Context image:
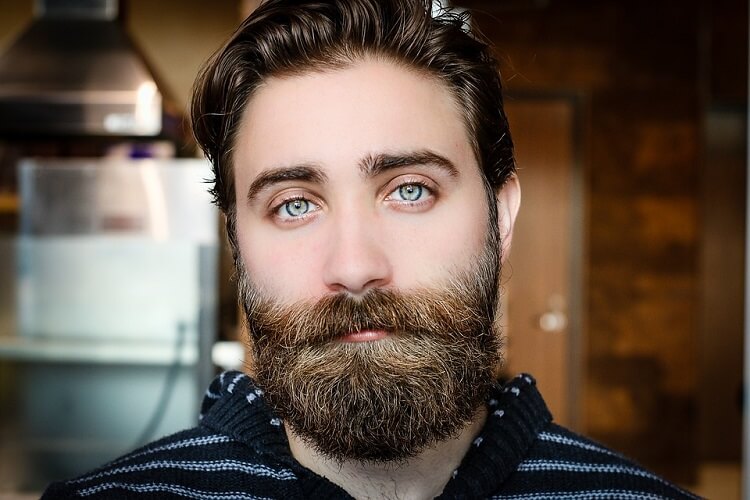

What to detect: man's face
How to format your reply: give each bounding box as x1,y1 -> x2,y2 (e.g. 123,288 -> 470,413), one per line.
232,58 -> 504,461
233,59 -> 493,301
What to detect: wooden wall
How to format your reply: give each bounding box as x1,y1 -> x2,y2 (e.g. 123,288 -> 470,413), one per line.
466,0 -> 746,482
698,0 -> 747,464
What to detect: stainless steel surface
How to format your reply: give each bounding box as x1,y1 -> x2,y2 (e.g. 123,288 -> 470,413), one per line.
0,157 -> 219,490
16,159 -> 217,341
18,158 -> 216,240
0,0 -> 162,136
36,0 -> 118,20
0,336 -> 198,365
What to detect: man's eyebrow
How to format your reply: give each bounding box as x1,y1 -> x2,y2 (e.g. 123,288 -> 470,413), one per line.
246,165 -> 327,203
359,150 -> 460,178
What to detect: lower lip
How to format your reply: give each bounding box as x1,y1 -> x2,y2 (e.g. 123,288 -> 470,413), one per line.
340,329 -> 389,343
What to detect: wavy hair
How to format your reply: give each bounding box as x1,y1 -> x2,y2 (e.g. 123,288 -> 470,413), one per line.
190,0 -> 515,249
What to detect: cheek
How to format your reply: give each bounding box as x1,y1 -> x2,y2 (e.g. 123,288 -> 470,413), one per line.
385,201 -> 489,284
237,219 -> 327,296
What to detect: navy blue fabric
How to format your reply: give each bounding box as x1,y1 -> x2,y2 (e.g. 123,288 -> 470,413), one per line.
42,372 -> 700,499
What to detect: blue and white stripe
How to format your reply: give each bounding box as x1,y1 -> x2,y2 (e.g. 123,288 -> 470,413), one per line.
70,459 -> 296,484
537,432 -> 621,458
204,387 -> 222,400
518,460 -> 670,485
516,460 -> 702,500
491,489 -> 673,500
226,373 -> 247,394
77,481 -> 273,500
107,434 -> 232,467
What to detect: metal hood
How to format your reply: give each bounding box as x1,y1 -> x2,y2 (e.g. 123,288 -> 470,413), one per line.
0,0 -> 162,137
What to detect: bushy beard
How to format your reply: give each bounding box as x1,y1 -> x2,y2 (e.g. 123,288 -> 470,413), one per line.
238,226 -> 503,463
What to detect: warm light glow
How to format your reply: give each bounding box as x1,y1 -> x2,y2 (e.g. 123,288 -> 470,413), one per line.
134,81 -> 161,135
139,162 -> 169,241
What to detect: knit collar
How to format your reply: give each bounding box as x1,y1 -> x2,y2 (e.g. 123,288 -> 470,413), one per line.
199,371 -> 551,498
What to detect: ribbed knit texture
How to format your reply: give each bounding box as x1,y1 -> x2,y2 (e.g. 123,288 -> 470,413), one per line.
42,371 -> 701,499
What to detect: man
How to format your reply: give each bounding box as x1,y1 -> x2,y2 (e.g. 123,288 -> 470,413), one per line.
43,0 -> 699,498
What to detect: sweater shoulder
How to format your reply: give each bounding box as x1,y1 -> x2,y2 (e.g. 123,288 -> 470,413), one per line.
40,425 -> 299,499
494,422 -> 702,499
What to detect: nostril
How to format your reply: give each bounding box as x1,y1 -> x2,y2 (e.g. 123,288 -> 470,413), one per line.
321,218 -> 393,294
322,251 -> 392,295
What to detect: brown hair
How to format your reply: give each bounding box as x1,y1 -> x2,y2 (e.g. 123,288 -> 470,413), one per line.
190,0 -> 515,237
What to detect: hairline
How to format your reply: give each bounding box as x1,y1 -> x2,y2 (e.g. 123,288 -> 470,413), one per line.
227,51 -> 486,215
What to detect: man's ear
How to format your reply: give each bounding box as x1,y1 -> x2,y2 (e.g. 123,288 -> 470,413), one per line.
496,175 -> 521,265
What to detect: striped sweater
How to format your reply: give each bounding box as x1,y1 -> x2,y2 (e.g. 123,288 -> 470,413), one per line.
42,371 -> 700,499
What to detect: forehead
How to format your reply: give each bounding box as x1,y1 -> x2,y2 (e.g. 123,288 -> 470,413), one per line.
233,58 -> 477,179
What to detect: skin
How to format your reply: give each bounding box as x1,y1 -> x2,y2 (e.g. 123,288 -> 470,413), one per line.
232,58 -> 521,499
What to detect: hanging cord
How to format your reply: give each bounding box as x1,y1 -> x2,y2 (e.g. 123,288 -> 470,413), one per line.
132,321 -> 188,448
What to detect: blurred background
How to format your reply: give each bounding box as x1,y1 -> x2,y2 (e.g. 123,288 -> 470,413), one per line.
0,0 -> 746,498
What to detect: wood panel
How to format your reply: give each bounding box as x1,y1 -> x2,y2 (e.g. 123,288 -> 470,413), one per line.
503,98 -> 578,428
464,0 -> 713,482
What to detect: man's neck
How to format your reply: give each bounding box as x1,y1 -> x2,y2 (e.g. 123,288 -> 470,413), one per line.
286,407 -> 488,500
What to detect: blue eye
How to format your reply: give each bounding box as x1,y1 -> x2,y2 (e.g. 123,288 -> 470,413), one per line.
272,195 -> 321,223
284,199 -> 311,217
398,184 -> 424,201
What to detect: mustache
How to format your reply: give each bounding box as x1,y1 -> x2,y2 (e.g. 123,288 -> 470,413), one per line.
242,272 -> 498,350
238,233 -> 503,462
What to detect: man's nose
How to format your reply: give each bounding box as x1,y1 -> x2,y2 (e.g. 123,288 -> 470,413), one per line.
321,211 -> 392,295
